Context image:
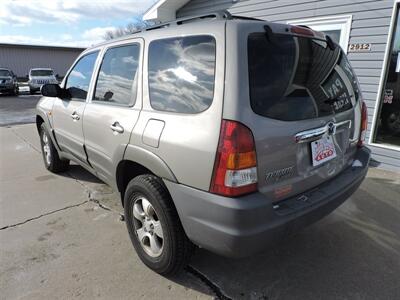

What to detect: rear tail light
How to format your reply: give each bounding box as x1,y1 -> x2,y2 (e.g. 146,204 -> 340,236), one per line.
210,120 -> 258,197
358,101 -> 368,147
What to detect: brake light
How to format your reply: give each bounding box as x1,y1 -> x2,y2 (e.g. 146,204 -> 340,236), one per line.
210,120 -> 258,197
358,101 -> 368,147
290,25 -> 315,37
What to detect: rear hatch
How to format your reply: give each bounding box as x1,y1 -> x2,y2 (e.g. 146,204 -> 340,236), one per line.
246,25 -> 362,201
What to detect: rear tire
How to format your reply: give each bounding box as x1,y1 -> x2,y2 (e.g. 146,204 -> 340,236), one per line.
124,174 -> 194,275
39,123 -> 69,173
10,86 -> 18,96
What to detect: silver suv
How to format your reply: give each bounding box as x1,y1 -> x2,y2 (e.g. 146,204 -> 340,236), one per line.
28,68 -> 58,94
36,12 -> 371,275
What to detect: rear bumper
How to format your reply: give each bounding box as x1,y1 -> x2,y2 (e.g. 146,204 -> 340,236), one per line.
29,84 -> 41,91
164,147 -> 370,258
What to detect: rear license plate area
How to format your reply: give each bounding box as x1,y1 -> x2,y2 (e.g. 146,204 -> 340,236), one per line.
311,136 -> 337,166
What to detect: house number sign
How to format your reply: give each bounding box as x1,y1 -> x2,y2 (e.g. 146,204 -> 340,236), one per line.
348,43 -> 371,52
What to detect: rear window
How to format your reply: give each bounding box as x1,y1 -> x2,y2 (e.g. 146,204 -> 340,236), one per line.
31,70 -> 53,76
148,35 -> 216,114
248,33 -> 359,121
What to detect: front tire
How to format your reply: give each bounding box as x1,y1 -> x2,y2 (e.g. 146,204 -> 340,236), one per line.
124,175 -> 194,275
39,123 -> 69,173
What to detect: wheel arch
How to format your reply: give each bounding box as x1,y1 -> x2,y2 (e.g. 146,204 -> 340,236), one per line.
116,145 -> 178,205
36,115 -> 45,133
36,111 -> 62,153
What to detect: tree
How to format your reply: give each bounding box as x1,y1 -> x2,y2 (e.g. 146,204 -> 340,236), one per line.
104,19 -> 154,40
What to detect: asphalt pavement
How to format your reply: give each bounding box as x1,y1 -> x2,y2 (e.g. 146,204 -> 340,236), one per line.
0,97 -> 400,299
0,90 -> 41,126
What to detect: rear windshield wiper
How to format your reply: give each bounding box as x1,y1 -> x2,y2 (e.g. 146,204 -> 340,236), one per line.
325,35 -> 336,51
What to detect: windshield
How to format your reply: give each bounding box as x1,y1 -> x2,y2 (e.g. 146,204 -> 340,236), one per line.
31,70 -> 54,76
0,70 -> 11,77
248,33 -> 360,121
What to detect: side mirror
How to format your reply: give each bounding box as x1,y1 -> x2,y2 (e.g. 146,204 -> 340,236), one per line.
41,84 -> 66,98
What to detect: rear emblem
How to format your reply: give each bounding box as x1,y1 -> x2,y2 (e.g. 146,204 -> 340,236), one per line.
265,166 -> 294,183
327,122 -> 336,135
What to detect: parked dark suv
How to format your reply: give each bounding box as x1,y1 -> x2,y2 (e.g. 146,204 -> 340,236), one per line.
0,68 -> 19,95
36,12 -> 370,275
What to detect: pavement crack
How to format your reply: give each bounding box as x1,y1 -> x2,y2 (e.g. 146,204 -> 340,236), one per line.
9,127 -> 122,217
10,127 -> 41,153
0,200 -> 89,231
89,197 -> 124,220
186,265 -> 232,300
89,198 -> 112,212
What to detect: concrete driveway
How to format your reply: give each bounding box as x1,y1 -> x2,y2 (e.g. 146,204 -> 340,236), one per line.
1,124 -> 400,300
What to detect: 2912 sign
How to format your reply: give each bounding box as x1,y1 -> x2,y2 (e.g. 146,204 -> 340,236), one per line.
348,43 -> 371,52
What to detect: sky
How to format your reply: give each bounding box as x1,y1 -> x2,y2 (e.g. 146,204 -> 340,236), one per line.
0,0 -> 157,48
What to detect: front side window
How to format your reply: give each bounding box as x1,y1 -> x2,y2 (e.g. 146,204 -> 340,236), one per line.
93,44 -> 140,106
148,35 -> 216,113
65,51 -> 99,100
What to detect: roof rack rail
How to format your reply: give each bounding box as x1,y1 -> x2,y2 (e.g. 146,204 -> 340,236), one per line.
144,10 -> 232,32
231,15 -> 265,22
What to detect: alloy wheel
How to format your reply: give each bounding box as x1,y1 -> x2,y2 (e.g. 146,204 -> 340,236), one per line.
42,132 -> 51,165
132,196 -> 164,257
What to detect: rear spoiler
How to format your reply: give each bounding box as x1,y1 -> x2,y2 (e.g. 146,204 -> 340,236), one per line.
263,23 -> 337,51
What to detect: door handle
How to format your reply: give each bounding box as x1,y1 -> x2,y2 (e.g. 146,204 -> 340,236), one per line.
110,122 -> 124,134
71,112 -> 80,121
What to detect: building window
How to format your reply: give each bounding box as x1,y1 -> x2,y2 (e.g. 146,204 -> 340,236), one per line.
288,15 -> 352,53
372,4 -> 400,148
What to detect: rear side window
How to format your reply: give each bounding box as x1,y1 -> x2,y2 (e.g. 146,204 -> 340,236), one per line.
248,33 -> 358,121
148,35 -> 216,113
65,51 -> 99,101
93,44 -> 140,106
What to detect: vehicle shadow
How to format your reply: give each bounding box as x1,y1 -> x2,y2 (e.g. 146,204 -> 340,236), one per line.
59,164 -> 103,184
170,172 -> 400,299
